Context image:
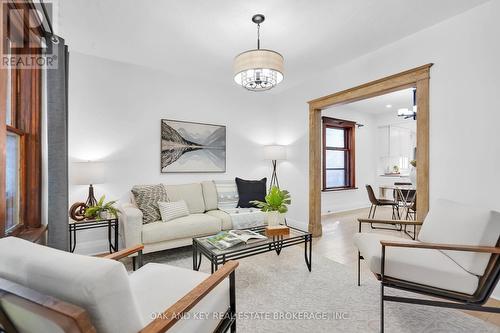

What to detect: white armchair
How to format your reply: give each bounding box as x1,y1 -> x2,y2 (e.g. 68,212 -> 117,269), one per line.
0,237 -> 238,333
354,198 -> 500,332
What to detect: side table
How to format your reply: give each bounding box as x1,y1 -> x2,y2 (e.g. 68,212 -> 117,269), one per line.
69,218 -> 119,253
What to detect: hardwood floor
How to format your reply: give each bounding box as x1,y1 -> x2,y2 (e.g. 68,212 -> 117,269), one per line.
316,206 -> 500,327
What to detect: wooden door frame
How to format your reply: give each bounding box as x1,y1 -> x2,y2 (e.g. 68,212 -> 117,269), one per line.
307,64 -> 433,237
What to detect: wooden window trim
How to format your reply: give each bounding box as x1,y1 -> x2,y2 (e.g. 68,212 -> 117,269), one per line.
322,117 -> 356,191
1,0 -> 43,238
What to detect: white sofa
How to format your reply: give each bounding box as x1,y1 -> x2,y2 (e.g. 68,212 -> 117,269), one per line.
121,181 -> 261,254
0,237 -> 237,333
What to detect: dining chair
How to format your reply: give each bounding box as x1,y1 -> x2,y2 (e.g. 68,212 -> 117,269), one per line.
365,185 -> 401,231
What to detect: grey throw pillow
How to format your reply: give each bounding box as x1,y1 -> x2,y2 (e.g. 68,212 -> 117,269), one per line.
131,184 -> 168,224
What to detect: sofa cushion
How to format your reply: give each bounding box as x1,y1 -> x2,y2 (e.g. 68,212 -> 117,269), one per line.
206,209 -> 232,230
158,200 -> 189,222
142,214 -> 221,244
130,263 -> 229,333
165,183 -> 206,214
201,181 -> 218,211
214,180 -> 239,210
353,233 -> 479,295
131,184 -> 169,224
235,177 -> 267,208
418,199 -> 500,276
0,237 -> 142,333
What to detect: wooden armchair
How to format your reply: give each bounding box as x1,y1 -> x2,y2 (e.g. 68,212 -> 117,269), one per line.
0,238 -> 238,333
354,199 -> 500,332
355,218 -> 423,286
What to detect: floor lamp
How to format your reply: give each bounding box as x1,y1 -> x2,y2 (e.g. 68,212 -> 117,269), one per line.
264,145 -> 287,191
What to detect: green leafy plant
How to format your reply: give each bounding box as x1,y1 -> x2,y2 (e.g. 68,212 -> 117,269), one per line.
84,195 -> 120,219
250,186 -> 291,214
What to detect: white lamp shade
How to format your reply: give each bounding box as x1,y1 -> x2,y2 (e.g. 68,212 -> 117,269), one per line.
264,145 -> 287,160
72,161 -> 106,185
233,49 -> 284,91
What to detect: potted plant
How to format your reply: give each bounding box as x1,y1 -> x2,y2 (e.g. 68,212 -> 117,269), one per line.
409,160 -> 417,185
84,195 -> 120,220
250,186 -> 291,226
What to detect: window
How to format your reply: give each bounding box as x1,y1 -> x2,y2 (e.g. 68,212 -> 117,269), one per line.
1,2 -> 43,237
322,117 -> 356,190
6,132 -> 21,231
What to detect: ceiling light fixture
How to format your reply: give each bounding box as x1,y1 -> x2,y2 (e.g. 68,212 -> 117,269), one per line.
233,14 -> 284,91
386,104 -> 392,108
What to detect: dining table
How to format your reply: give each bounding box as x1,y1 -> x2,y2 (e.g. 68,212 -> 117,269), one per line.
379,184 -> 417,239
378,184 -> 416,218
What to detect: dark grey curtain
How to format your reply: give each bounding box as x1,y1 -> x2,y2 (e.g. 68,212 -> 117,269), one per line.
46,36 -> 69,250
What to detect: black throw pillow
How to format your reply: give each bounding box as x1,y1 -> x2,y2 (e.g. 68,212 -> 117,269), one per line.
235,177 -> 267,208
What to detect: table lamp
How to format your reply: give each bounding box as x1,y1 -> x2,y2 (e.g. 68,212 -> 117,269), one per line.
72,161 -> 106,207
263,145 -> 287,191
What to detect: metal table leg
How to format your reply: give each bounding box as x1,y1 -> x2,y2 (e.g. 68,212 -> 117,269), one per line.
304,235 -> 312,272
107,221 -> 112,253
114,220 -> 119,252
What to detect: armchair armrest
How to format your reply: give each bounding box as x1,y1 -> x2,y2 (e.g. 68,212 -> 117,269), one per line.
380,240 -> 500,254
378,240 -> 500,280
141,260 -> 239,333
358,218 -> 422,225
103,244 -> 144,261
120,203 -> 143,250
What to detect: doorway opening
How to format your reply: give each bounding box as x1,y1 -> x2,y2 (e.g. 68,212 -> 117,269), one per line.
307,64 -> 432,237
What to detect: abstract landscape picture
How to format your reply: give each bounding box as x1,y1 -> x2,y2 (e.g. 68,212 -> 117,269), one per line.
161,119 -> 226,173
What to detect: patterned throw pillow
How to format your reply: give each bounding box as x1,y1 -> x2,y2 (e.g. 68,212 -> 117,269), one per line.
214,180 -> 239,210
158,201 -> 190,222
131,184 -> 168,224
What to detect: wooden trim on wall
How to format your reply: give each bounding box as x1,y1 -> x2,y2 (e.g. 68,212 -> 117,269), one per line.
0,67 -> 6,238
307,64 -> 433,237
321,117 -> 356,191
416,78 -> 430,221
308,106 -> 322,237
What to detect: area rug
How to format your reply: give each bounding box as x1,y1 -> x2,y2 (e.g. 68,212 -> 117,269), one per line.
135,246 -> 499,333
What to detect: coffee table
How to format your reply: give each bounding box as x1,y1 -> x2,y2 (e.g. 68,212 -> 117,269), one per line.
192,225 -> 312,273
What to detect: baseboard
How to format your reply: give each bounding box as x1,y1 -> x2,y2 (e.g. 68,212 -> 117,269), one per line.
321,203 -> 371,216
286,218 -> 308,231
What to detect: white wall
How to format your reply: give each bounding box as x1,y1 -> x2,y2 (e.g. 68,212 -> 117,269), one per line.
68,52 -> 278,254
321,108 -> 376,214
274,0 -> 500,227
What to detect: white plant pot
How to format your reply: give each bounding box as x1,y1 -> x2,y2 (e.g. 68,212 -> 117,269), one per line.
267,211 -> 285,226
99,211 -> 112,220
409,167 -> 417,185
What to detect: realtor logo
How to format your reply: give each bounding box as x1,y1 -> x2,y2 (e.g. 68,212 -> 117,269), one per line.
1,1 -> 57,68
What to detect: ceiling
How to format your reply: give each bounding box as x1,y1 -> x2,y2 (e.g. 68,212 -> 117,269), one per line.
56,0 -> 489,92
342,88 -> 414,115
